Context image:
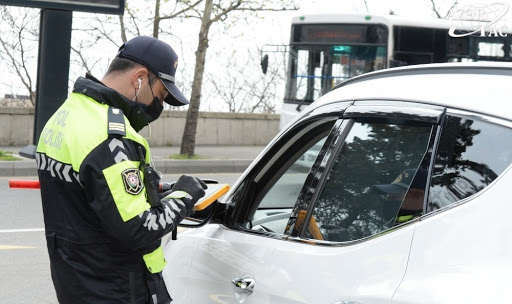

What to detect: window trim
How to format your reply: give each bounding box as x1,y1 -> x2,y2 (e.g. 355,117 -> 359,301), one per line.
288,119 -> 352,238
225,113 -> 343,235
345,100 -> 445,124
254,119 -> 333,183
224,103 -> 352,230
249,121 -> 336,214
424,108 -> 512,217
293,101 -> 447,243
445,108 -> 512,129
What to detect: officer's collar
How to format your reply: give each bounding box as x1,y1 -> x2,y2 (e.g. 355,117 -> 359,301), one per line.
73,73 -> 132,110
72,73 -> 150,131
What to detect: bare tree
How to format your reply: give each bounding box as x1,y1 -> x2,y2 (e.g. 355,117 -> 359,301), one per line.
0,6 -> 39,106
152,0 -> 203,38
69,36 -> 106,76
248,67 -> 280,114
205,47 -> 284,113
429,0 -> 458,19
205,55 -> 246,112
363,0 -> 370,14
180,0 -> 299,157
0,0 -> 297,155
69,0 -> 201,87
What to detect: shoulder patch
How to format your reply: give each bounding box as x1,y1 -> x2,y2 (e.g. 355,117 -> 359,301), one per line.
108,107 -> 126,138
121,168 -> 144,195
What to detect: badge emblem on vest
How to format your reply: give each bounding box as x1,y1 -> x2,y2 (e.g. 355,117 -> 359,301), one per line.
121,168 -> 144,195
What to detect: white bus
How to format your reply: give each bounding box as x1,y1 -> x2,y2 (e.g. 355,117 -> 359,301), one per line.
272,13 -> 512,129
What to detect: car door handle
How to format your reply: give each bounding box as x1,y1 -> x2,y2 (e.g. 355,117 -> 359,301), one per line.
231,275 -> 256,294
332,301 -> 364,304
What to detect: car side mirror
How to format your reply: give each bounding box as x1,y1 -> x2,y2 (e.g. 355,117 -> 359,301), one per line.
177,181 -> 230,229
178,200 -> 228,228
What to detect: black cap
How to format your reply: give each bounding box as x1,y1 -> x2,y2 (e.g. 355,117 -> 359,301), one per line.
373,168 -> 428,194
116,36 -> 189,106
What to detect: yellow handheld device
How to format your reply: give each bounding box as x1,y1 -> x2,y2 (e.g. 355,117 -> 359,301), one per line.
193,183 -> 230,211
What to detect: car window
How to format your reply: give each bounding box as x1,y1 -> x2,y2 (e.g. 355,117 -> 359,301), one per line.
428,114 -> 512,211
257,138 -> 327,210
244,120 -> 336,234
307,119 -> 434,242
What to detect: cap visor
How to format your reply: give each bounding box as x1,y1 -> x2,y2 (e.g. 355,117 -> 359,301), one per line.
161,79 -> 189,106
373,184 -> 407,194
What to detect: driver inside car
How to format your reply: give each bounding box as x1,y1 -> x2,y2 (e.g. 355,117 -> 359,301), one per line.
373,168 -> 428,224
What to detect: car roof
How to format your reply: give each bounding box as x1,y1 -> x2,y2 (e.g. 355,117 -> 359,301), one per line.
314,62 -> 512,121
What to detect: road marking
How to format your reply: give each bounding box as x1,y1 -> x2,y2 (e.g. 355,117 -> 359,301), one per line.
0,245 -> 36,250
0,228 -> 44,233
0,229 -> 43,250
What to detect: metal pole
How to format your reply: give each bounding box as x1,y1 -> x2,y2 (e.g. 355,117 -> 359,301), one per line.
20,9 -> 72,158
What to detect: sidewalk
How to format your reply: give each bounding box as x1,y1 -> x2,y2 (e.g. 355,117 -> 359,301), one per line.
0,145 -> 267,177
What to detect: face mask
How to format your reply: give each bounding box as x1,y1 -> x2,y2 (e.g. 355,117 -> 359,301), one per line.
131,82 -> 164,131
129,98 -> 163,132
144,96 -> 164,123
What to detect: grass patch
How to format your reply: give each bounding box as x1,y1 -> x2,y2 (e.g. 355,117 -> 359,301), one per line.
0,150 -> 21,161
168,153 -> 204,160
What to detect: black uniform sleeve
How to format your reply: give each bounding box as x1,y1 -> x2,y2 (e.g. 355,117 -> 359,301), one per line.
80,138 -> 205,250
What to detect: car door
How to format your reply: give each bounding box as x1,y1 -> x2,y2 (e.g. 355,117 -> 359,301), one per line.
164,100 -> 445,304
260,101 -> 446,304
393,110 -> 512,304
163,104 -> 348,303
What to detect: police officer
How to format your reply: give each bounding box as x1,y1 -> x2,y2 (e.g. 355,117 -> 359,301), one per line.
36,36 -> 206,304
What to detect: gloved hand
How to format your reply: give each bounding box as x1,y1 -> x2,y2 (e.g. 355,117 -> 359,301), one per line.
166,175 -> 207,215
159,182 -> 174,196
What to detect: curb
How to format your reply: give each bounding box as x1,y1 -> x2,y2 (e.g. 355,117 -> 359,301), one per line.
0,161 -> 37,177
0,159 -> 253,177
153,159 -> 252,174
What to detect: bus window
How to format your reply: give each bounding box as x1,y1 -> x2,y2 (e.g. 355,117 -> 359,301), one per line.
477,41 -> 505,57
284,24 -> 388,105
294,49 -> 313,101
447,57 -> 476,62
447,36 -> 470,55
393,26 -> 437,65
287,45 -> 387,103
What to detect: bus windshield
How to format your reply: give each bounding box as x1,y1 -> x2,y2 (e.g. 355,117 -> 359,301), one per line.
285,24 -> 388,104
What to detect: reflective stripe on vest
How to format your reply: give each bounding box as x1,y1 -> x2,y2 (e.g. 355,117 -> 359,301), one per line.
397,215 -> 414,223
37,92 -> 153,221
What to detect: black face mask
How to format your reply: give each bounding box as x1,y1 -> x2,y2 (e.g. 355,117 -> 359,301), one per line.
129,98 -> 163,132
143,96 -> 164,123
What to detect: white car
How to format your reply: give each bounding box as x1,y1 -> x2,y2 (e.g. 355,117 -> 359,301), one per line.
162,62 -> 512,304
